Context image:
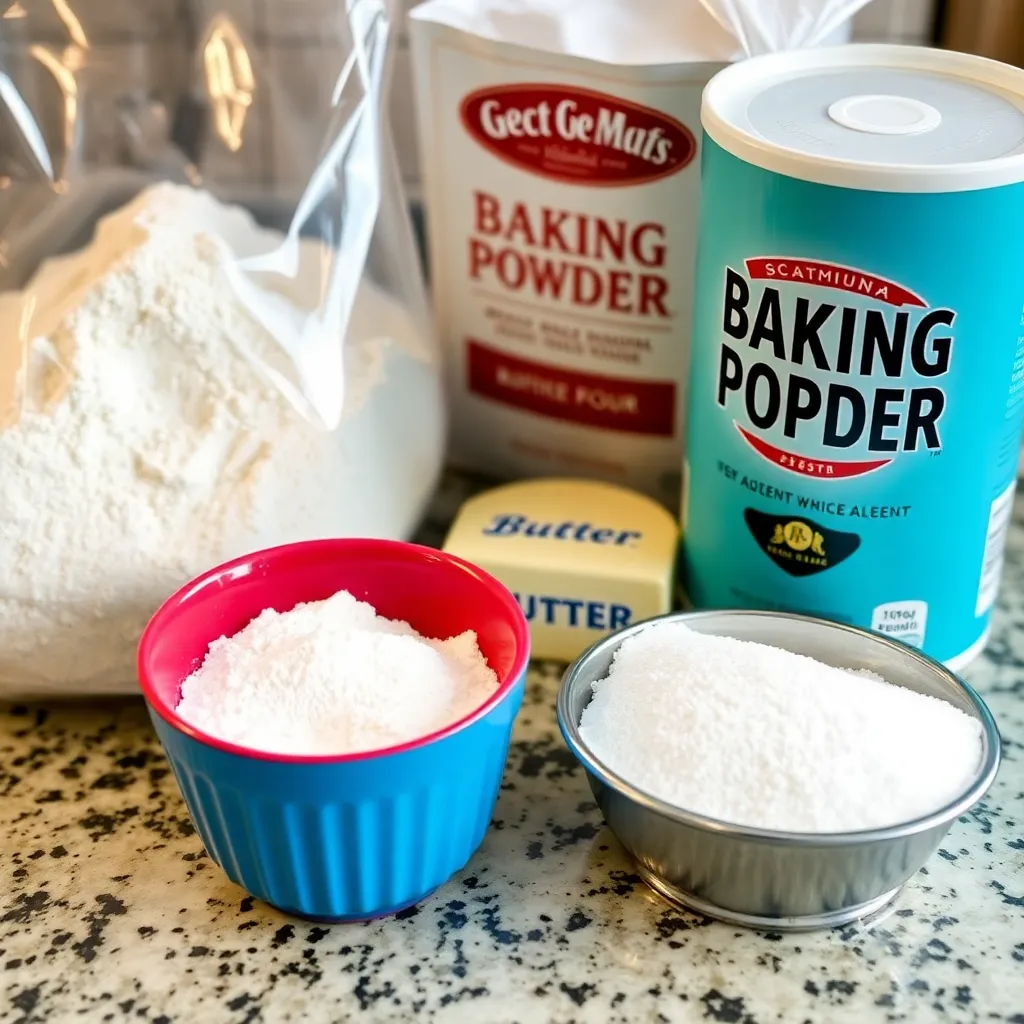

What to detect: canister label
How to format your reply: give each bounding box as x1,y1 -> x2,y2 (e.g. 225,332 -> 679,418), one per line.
684,139 -> 1024,666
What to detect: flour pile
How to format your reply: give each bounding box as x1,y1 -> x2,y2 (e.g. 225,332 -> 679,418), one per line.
175,590 -> 500,755
579,622 -> 985,833
0,183 -> 443,696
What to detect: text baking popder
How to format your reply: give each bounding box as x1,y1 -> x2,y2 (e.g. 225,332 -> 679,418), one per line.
717,262 -> 952,467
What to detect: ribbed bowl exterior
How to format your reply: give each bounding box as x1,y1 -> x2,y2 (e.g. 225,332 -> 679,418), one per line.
148,674 -> 524,920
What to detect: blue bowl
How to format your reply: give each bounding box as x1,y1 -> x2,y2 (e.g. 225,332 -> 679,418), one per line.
138,539 -> 530,921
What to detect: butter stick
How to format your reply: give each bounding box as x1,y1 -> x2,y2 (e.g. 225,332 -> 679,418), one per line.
443,478 -> 678,662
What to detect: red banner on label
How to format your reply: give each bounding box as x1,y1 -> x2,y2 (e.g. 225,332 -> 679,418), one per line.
744,258 -> 926,308
736,424 -> 892,479
467,340 -> 676,436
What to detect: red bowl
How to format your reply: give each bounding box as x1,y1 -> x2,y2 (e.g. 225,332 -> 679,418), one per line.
138,538 -> 531,764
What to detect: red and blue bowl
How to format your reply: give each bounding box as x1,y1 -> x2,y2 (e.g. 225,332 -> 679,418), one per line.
138,539 -> 530,922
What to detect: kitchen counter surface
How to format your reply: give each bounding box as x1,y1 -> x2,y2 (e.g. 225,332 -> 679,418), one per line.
2,481 -> 1023,1024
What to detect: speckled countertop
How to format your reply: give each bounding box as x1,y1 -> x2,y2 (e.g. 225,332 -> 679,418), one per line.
2,478 -> 1023,1024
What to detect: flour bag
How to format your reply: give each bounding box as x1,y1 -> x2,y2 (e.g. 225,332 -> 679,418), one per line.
0,0 -> 444,697
409,0 -> 872,506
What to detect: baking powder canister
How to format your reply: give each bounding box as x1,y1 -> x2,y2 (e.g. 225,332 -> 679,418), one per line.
683,44 -> 1024,669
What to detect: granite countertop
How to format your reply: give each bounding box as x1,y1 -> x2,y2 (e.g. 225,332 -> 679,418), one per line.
2,482 -> 1023,1024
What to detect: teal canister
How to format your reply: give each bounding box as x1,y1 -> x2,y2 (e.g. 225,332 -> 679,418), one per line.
683,44 -> 1024,669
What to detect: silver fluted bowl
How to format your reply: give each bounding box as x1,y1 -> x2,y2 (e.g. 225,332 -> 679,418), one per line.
556,610 -> 1001,931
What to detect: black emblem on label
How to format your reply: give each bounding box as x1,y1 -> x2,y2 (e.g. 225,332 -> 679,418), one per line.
743,508 -> 860,577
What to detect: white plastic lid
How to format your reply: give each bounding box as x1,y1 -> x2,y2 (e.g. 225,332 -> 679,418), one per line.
703,44 -> 1024,192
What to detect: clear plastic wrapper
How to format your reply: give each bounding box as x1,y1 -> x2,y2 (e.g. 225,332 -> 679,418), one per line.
0,0 -> 446,696
699,0 -> 870,54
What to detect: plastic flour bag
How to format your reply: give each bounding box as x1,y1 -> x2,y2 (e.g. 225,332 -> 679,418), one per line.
409,0 -> 874,508
0,0 -> 445,697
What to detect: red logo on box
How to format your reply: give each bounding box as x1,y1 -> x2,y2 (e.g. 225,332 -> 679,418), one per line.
467,340 -> 676,436
459,84 -> 695,187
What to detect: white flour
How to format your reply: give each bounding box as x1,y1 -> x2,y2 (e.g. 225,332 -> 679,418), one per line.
0,184 -> 443,696
175,589 -> 499,755
579,622 -> 985,833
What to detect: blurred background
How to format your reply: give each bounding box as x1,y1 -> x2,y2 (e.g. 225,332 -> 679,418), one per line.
394,0 -> 949,201
389,0 -> 1011,202
0,0 -> 1019,291
0,0 -> 1001,211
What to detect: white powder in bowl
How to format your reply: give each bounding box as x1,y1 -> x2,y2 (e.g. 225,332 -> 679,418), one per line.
578,622 -> 986,833
175,589 -> 500,756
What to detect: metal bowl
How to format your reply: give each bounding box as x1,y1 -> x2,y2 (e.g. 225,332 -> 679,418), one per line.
556,609 -> 1001,931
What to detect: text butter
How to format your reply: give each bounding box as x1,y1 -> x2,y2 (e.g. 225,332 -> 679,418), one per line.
443,478 -> 677,661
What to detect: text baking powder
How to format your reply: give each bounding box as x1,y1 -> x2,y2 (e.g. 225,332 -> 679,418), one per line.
579,622 -> 983,833
175,590 -> 499,756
